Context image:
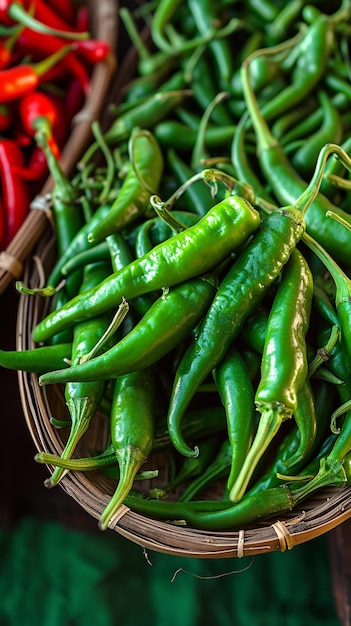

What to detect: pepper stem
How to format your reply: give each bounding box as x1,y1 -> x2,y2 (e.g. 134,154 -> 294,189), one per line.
302,231 -> 351,308
98,446 -> 148,531
34,129 -> 77,203
191,92 -> 229,170
8,2 -> 89,40
79,298 -> 130,364
44,396 -> 98,488
229,404 -> 292,502
290,457 -> 347,504
240,29 -> 304,152
308,324 -> 340,379
31,44 -> 74,76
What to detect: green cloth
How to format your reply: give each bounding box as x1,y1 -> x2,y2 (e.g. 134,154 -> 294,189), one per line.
0,516 -> 340,626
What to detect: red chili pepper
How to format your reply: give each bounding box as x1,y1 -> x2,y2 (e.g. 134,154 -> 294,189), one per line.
11,117 -> 33,146
0,23 -> 24,69
15,29 -> 91,93
0,139 -> 31,247
18,90 -> 59,135
64,76 -> 85,120
18,90 -> 61,161
75,5 -> 89,32
0,103 -> 13,131
47,0 -> 76,27
11,144 -> 48,181
46,91 -> 72,147
0,195 -> 6,249
0,44 -> 71,102
0,0 -> 89,39
33,0 -> 86,36
72,39 -> 110,64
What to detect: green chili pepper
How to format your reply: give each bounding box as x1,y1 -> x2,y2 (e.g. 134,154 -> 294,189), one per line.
166,149 -> 215,216
238,305 -> 269,354
282,379 -> 317,470
189,54 -> 234,127
153,120 -> 236,152
231,54 -> 282,98
271,98 -> 317,142
0,343 -> 72,374
187,0 -> 238,88
44,261 -> 115,488
60,242 -> 112,278
213,345 -> 256,491
157,434 -> 224,498
46,204 -> 112,288
317,325 -> 351,411
38,275 -> 217,385
88,129 -> 164,243
291,91 -> 343,178
35,130 -> 85,260
266,0 -> 306,44
133,211 -> 199,258
34,405 -> 228,473
229,248 -> 313,501
285,418 -> 351,517
166,153 -> 327,460
303,230 -> 351,363
231,112 -> 275,204
106,231 -> 157,318
103,72 -> 187,145
123,450 -> 349,530
98,367 -> 156,531
241,46 -> 351,264
247,378 -> 338,496
178,438 -> 233,502
33,194 -> 260,344
258,7 -> 347,122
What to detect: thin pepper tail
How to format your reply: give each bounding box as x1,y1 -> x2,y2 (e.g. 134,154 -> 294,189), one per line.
98,446 -> 148,531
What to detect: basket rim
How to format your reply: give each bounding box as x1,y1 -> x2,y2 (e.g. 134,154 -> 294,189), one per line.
16,232 -> 351,559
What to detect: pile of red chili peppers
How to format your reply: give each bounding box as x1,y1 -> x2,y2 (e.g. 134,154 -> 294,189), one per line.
0,0 -> 110,249
4,0 -> 351,536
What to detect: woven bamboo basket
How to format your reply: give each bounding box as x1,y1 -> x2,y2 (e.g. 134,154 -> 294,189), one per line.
0,0 -> 118,295
15,6 -> 351,560
16,224 -> 351,558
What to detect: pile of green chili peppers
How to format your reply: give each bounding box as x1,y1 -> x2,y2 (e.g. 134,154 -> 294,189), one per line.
6,0 -> 351,533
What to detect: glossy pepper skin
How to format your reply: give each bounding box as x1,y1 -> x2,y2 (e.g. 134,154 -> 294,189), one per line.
32,195 -> 260,344
0,342 -> 72,373
0,138 -> 31,247
213,345 -> 256,491
98,367 -> 156,531
44,261 -> 113,489
166,207 -> 305,459
255,248 -> 313,416
241,46 -> 351,265
0,44 -> 71,102
228,248 -> 314,502
38,275 -> 217,385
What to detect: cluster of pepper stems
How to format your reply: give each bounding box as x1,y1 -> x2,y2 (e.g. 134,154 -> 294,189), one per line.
4,0 -> 351,535
0,0 -> 110,250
